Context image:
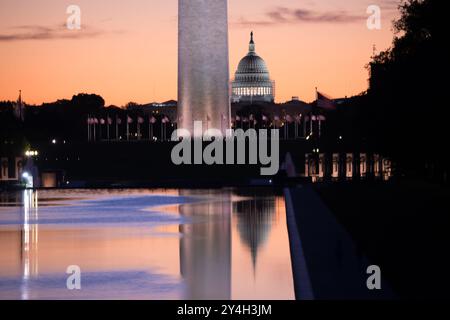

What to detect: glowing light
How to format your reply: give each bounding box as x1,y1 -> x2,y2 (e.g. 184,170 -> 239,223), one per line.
25,150 -> 38,157
22,172 -> 34,188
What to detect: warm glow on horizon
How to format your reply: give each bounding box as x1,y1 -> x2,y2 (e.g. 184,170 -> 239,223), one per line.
0,0 -> 400,106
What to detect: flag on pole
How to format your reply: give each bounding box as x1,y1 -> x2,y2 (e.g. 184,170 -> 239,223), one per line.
127,116 -> 133,124
150,116 -> 157,124
14,90 -> 25,122
106,116 -> 111,141
206,114 -> 211,130
138,116 -> 144,124
317,91 -> 336,110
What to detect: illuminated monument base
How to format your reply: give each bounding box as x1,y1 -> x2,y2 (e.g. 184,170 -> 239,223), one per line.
178,0 -> 231,136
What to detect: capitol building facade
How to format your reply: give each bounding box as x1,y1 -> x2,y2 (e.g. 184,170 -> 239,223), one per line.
231,32 -> 275,103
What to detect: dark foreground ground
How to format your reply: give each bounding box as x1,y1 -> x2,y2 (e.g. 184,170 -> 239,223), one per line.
314,179 -> 450,299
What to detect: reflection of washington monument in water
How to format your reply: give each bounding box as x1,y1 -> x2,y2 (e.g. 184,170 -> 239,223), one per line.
178,190 -> 277,299
178,190 -> 232,299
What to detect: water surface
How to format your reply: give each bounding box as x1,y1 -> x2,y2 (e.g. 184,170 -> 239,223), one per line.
0,188 -> 294,300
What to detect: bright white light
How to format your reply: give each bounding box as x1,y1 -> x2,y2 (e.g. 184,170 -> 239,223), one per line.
22,172 -> 33,188
52,139 -> 56,144
25,150 -> 39,157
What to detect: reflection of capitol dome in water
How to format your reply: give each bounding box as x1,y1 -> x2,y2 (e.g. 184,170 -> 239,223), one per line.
233,197 -> 275,271
231,32 -> 275,103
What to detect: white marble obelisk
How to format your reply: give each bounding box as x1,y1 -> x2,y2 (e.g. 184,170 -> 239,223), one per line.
178,0 -> 231,136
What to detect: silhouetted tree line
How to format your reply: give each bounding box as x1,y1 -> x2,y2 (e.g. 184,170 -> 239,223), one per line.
1,94 -> 106,147
322,0 -> 448,182
0,93 -> 176,150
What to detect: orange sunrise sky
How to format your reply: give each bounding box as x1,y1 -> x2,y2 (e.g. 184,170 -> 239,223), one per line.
0,0 -> 401,106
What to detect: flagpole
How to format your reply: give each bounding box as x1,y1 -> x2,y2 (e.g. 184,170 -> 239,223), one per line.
288,116 -> 291,139
107,115 -> 110,141
126,116 -> 129,141
148,117 -> 152,141
319,118 -> 322,138
303,116 -> 307,137
87,115 -> 90,142
116,116 -> 119,140
295,118 -> 298,140
137,121 -> 140,141
285,118 -> 288,140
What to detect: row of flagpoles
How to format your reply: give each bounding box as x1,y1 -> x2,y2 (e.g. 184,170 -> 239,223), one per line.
87,115 -> 170,142
86,91 -> 333,142
87,113 -> 327,142
231,114 -> 327,139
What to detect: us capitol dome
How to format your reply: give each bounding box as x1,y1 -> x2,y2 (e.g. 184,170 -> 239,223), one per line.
231,32 -> 275,103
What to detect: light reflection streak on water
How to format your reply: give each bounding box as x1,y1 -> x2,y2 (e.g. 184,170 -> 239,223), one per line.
20,190 -> 39,299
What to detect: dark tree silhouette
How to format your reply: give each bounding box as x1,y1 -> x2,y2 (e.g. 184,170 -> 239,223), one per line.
368,0 -> 447,180
322,0 -> 447,181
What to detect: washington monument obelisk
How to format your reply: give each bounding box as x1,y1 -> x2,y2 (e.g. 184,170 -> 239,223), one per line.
178,0 -> 231,136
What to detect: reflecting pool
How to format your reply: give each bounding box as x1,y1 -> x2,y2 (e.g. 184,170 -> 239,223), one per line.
0,188 -> 294,300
